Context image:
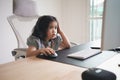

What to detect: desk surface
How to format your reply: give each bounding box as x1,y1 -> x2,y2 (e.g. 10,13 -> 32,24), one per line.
0,41 -> 119,80
0,56 -> 86,80
37,41 -> 116,68
0,54 -> 119,80
98,54 -> 120,80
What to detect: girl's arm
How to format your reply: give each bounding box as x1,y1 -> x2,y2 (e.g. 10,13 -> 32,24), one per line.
57,26 -> 71,50
26,46 -> 55,57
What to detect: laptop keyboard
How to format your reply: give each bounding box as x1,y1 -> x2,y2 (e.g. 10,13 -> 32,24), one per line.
67,48 -> 101,60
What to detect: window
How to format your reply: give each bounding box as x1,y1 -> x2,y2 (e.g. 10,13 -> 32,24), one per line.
90,0 -> 104,41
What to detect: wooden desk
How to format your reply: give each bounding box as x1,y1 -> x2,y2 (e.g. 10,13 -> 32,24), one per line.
0,41 -> 98,80
0,56 -> 86,80
0,41 -> 119,80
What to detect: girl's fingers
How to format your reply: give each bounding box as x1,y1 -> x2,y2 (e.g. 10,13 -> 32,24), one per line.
40,47 -> 55,55
46,47 -> 55,54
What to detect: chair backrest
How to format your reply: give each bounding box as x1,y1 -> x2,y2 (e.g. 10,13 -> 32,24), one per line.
7,15 -> 39,48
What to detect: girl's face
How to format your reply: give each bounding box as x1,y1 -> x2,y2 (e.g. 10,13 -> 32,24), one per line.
46,21 -> 58,41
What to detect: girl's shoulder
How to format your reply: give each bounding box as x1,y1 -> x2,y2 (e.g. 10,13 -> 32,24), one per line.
27,35 -> 41,45
28,35 -> 40,41
27,35 -> 41,49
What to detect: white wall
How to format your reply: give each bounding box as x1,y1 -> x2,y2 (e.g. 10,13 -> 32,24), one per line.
0,0 -> 89,64
36,0 -> 89,44
62,0 -> 89,44
0,0 -> 16,64
36,0 -> 62,24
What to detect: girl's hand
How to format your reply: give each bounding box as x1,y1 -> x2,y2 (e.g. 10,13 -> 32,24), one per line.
26,46 -> 55,57
57,26 -> 71,49
39,47 -> 55,56
57,25 -> 62,33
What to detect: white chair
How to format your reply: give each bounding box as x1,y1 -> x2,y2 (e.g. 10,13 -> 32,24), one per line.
7,15 -> 39,60
7,0 -> 39,60
7,15 -> 78,60
8,0 -> 77,60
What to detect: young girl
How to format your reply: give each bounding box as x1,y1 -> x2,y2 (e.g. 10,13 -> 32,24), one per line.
26,15 -> 71,57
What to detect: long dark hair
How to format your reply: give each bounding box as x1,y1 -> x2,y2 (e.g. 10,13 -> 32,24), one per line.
32,15 -> 58,40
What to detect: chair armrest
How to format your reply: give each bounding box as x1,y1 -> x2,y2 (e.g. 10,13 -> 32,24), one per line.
12,48 -> 27,60
70,42 -> 78,47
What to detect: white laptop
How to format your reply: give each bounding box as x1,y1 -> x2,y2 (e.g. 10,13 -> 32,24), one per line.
67,48 -> 101,60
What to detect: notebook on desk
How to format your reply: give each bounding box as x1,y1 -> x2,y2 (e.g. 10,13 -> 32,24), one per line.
67,48 -> 101,60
